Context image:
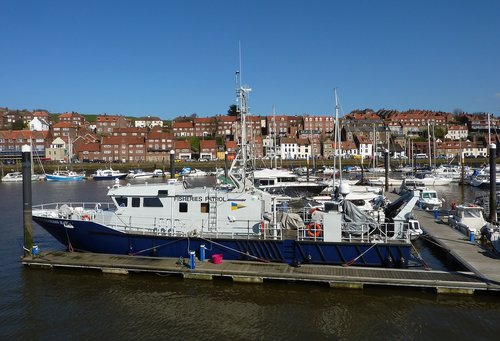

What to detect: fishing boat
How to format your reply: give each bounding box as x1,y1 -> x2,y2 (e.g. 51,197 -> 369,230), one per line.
45,170 -> 85,181
92,168 -> 128,181
31,82 -> 419,268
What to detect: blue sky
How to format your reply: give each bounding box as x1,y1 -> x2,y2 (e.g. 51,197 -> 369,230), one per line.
1,0 -> 499,118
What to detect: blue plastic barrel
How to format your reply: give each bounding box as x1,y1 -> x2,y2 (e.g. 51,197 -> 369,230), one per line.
200,244 -> 205,262
189,251 -> 196,269
469,232 -> 475,242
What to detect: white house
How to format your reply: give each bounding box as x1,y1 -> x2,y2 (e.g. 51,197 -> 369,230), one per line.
28,117 -> 50,131
280,137 -> 298,160
45,137 -> 68,161
354,135 -> 373,159
135,116 -> 163,129
297,138 -> 311,159
445,125 -> 468,141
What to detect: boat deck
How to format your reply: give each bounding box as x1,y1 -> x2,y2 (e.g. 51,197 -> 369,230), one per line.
22,250 -> 499,294
387,192 -> 500,286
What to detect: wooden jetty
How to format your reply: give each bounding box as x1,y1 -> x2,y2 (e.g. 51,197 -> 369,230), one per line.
22,250 -> 499,294
386,192 -> 500,289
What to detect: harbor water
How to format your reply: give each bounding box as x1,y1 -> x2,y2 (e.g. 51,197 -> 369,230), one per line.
1,179 -> 500,339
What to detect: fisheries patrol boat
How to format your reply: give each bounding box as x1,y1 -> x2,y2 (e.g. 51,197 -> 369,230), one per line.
31,82 -> 418,267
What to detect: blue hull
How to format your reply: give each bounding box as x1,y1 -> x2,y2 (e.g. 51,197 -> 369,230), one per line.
33,216 -> 412,267
45,175 -> 84,181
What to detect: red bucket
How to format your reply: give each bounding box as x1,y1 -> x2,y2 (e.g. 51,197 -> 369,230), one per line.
212,254 -> 223,264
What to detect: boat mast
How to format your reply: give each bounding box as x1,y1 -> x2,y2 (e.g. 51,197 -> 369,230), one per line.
273,105 -> 277,169
334,88 -> 342,183
427,121 -> 432,168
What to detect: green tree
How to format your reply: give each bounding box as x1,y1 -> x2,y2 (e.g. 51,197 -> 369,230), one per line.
227,104 -> 238,116
12,119 -> 25,130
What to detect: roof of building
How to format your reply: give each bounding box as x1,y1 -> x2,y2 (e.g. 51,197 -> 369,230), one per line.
174,140 -> 191,149
200,139 -> 217,149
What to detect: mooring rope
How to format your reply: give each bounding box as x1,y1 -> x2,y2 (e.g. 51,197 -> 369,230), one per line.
411,242 -> 430,271
198,236 -> 270,263
63,223 -> 74,252
342,242 -> 379,267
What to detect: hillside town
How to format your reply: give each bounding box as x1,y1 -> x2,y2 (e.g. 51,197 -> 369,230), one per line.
0,107 -> 497,164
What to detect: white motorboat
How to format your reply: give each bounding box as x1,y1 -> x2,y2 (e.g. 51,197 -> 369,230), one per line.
1,171 -> 42,182
179,167 -> 210,177
448,204 -> 489,238
417,189 -> 443,210
128,169 -> 155,179
399,179 -> 426,194
253,168 -> 328,195
367,176 -> 404,186
92,168 -> 128,180
412,173 -> 453,186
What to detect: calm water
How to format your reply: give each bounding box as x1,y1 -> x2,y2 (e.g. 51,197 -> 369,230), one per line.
1,180 -> 499,340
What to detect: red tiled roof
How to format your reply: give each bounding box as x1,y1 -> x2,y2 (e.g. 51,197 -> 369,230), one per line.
172,121 -> 194,128
174,140 -> 191,149
200,139 -> 217,149
52,122 -> 74,128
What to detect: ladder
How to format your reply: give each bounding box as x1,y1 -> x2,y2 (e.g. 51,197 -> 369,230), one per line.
208,198 -> 218,232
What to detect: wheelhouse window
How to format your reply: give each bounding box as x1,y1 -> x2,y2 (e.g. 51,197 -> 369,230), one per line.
179,202 -> 188,213
116,196 -> 127,207
132,197 -> 140,207
144,197 -> 163,207
201,202 -> 209,213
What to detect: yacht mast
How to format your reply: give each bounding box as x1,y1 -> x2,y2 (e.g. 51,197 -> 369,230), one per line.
273,105 -> 277,169
334,88 -> 342,182
427,121 -> 432,168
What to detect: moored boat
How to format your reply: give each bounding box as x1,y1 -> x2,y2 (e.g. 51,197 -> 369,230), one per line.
128,169 -> 155,179
1,172 -> 42,182
31,80 -> 420,268
45,170 -> 85,181
92,168 -> 128,180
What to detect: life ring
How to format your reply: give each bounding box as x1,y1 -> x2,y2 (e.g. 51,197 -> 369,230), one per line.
306,222 -> 322,237
82,214 -> 91,221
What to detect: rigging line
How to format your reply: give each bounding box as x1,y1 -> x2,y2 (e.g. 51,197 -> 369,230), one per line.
198,236 -> 270,263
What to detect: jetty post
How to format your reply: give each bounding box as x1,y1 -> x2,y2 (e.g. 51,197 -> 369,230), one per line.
170,149 -> 175,179
384,149 -> 389,192
22,144 -> 33,257
224,151 -> 228,178
489,143 -> 497,222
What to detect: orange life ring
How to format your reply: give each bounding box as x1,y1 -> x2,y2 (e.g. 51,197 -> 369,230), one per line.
82,214 -> 91,221
306,222 -> 322,237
